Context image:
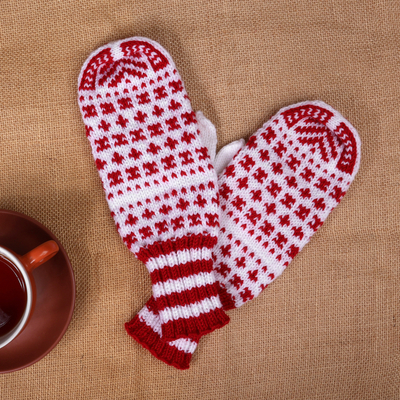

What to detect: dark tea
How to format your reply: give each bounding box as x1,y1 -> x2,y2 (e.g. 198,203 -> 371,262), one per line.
0,255 -> 27,337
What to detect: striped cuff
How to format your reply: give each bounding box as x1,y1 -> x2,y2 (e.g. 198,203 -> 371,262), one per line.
137,233 -> 230,341
125,298 -> 199,370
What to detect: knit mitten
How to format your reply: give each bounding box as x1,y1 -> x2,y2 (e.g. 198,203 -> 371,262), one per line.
125,100 -> 361,368
78,37 -> 229,340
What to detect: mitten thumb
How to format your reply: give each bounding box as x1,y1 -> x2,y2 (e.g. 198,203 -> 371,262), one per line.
214,138 -> 245,174
195,111 -> 245,174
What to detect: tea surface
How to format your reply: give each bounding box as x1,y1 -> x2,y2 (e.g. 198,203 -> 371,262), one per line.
0,256 -> 27,337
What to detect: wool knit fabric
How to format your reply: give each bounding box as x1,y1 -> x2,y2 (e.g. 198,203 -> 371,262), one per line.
77,37 -> 229,341
125,100 -> 361,369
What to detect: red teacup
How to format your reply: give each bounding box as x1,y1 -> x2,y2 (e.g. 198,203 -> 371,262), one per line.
0,240 -> 59,349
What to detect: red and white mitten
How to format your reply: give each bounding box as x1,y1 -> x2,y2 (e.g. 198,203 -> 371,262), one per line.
78,37 -> 229,340
125,100 -> 361,369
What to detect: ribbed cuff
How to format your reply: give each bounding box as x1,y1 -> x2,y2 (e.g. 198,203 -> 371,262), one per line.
137,233 -> 230,341
125,302 -> 199,370
160,305 -> 229,341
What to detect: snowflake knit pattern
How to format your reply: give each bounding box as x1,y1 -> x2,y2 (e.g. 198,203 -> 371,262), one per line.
125,100 -> 361,369
78,37 -> 229,341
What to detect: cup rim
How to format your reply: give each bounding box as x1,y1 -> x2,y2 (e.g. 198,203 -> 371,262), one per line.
0,247 -> 33,349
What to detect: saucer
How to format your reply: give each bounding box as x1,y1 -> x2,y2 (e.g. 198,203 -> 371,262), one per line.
0,210 -> 75,373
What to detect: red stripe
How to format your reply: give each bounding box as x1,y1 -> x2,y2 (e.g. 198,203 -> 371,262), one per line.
150,258 -> 213,284
79,48 -> 113,91
155,282 -> 220,311
335,122 -> 358,175
161,307 -> 230,341
125,314 -> 196,370
137,233 -> 217,263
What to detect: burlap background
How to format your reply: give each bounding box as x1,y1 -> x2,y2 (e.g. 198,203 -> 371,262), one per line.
0,1 -> 399,399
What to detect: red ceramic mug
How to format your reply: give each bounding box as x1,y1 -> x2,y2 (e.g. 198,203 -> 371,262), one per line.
0,240 -> 59,349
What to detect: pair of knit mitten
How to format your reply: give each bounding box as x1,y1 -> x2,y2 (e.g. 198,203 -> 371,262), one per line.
78,37 -> 361,369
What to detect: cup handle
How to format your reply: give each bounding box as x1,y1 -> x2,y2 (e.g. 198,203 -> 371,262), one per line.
20,240 -> 59,272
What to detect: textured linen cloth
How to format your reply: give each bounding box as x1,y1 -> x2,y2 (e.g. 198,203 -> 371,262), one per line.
0,1 -> 399,399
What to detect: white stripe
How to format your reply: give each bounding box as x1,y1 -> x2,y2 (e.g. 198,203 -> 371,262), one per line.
146,247 -> 211,273
152,271 -> 216,299
159,295 -> 222,323
170,337 -> 198,354
139,306 -> 162,336
113,170 -> 216,208
139,307 -> 196,353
